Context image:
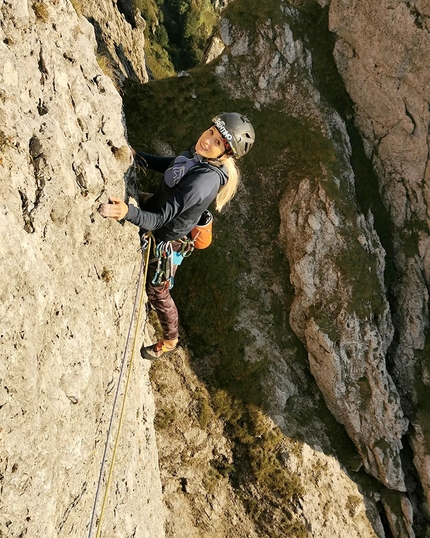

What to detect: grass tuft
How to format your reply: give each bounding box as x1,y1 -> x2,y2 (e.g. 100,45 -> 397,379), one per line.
96,53 -> 121,91
101,267 -> 113,283
0,131 -> 12,152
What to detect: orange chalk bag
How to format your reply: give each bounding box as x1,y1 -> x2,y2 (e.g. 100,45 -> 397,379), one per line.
190,210 -> 213,249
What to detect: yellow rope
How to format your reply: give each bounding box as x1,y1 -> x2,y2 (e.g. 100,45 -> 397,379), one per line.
91,235 -> 152,538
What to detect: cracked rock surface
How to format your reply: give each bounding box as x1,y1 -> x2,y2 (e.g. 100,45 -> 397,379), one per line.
0,1 -> 163,536
328,0 -> 430,521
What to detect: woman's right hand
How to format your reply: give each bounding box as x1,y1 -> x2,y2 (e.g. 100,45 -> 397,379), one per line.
98,196 -> 128,220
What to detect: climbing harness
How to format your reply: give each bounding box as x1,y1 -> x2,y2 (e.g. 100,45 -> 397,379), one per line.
87,234 -> 152,538
151,236 -> 195,289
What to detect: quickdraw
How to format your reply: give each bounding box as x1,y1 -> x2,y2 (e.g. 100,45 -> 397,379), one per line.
152,241 -> 174,289
178,237 -> 195,257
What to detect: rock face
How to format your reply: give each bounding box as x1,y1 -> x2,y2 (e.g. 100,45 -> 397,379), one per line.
151,350 -> 384,538
327,0 -> 430,519
0,1 -> 163,536
218,11 -> 409,494
78,0 -> 148,84
280,179 -> 408,492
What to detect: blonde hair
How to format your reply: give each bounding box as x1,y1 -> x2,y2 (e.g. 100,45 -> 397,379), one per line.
215,156 -> 240,212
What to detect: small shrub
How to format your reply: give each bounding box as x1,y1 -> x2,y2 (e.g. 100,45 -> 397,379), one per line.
133,0 -> 159,27
101,267 -> 113,283
111,145 -> 131,164
154,25 -> 169,48
203,467 -> 221,494
212,389 -> 247,432
345,495 -> 362,517
154,407 -> 176,429
194,390 -> 213,429
144,41 -> 175,79
0,131 -> 12,152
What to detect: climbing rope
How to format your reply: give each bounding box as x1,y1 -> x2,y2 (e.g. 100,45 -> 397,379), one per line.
87,235 -> 153,538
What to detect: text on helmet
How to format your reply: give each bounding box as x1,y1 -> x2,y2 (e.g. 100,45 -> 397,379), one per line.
214,119 -> 233,141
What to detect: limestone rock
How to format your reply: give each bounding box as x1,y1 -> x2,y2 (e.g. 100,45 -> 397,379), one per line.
149,351 -> 261,538
214,5 -> 413,533
328,0 -> 430,518
216,1 -> 409,489
77,0 -> 148,84
0,1 -> 163,536
151,351 -> 383,538
3,0 -> 430,535
279,176 -> 408,492
204,34 -> 225,64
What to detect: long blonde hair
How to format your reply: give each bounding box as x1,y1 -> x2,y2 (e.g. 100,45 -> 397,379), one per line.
214,156 -> 240,212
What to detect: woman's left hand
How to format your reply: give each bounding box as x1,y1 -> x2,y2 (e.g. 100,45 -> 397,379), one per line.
98,196 -> 128,220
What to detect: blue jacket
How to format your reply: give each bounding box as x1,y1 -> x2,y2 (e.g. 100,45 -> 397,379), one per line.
125,148 -> 228,242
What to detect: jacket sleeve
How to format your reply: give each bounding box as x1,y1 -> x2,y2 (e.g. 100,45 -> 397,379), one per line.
125,168 -> 218,231
135,152 -> 173,173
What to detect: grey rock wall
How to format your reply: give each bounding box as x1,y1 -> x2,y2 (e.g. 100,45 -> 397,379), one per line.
328,0 -> 430,521
218,10 -> 409,492
78,0 -> 148,84
0,1 -> 163,536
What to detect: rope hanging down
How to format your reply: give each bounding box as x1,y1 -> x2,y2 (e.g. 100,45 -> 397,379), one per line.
87,235 -> 152,538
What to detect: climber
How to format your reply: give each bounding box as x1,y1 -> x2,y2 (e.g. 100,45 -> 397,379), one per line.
98,113 -> 255,359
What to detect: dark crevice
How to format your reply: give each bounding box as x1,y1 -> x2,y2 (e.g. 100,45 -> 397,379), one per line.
401,431 -> 427,536
38,46 -> 48,85
85,17 -> 140,83
20,136 -> 47,233
377,501 -> 395,538
179,477 -> 187,492
116,0 -> 136,29
37,99 -> 48,116
404,102 -> 417,134
114,43 -> 139,81
405,1 -> 425,30
19,190 -> 34,234
57,482 -> 87,533
63,52 -> 76,64
72,162 -> 89,197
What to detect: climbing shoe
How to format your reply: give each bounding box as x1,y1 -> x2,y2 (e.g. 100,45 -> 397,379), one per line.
141,340 -> 178,360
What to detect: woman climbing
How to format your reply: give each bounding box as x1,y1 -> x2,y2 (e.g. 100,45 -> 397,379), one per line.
98,113 -> 255,359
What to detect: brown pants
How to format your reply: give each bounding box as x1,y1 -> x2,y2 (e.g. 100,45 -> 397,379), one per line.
145,241 -> 182,341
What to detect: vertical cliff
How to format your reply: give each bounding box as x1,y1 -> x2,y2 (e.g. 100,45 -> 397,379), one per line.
214,0 -> 429,534
327,0 -> 430,520
0,1 -> 163,536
